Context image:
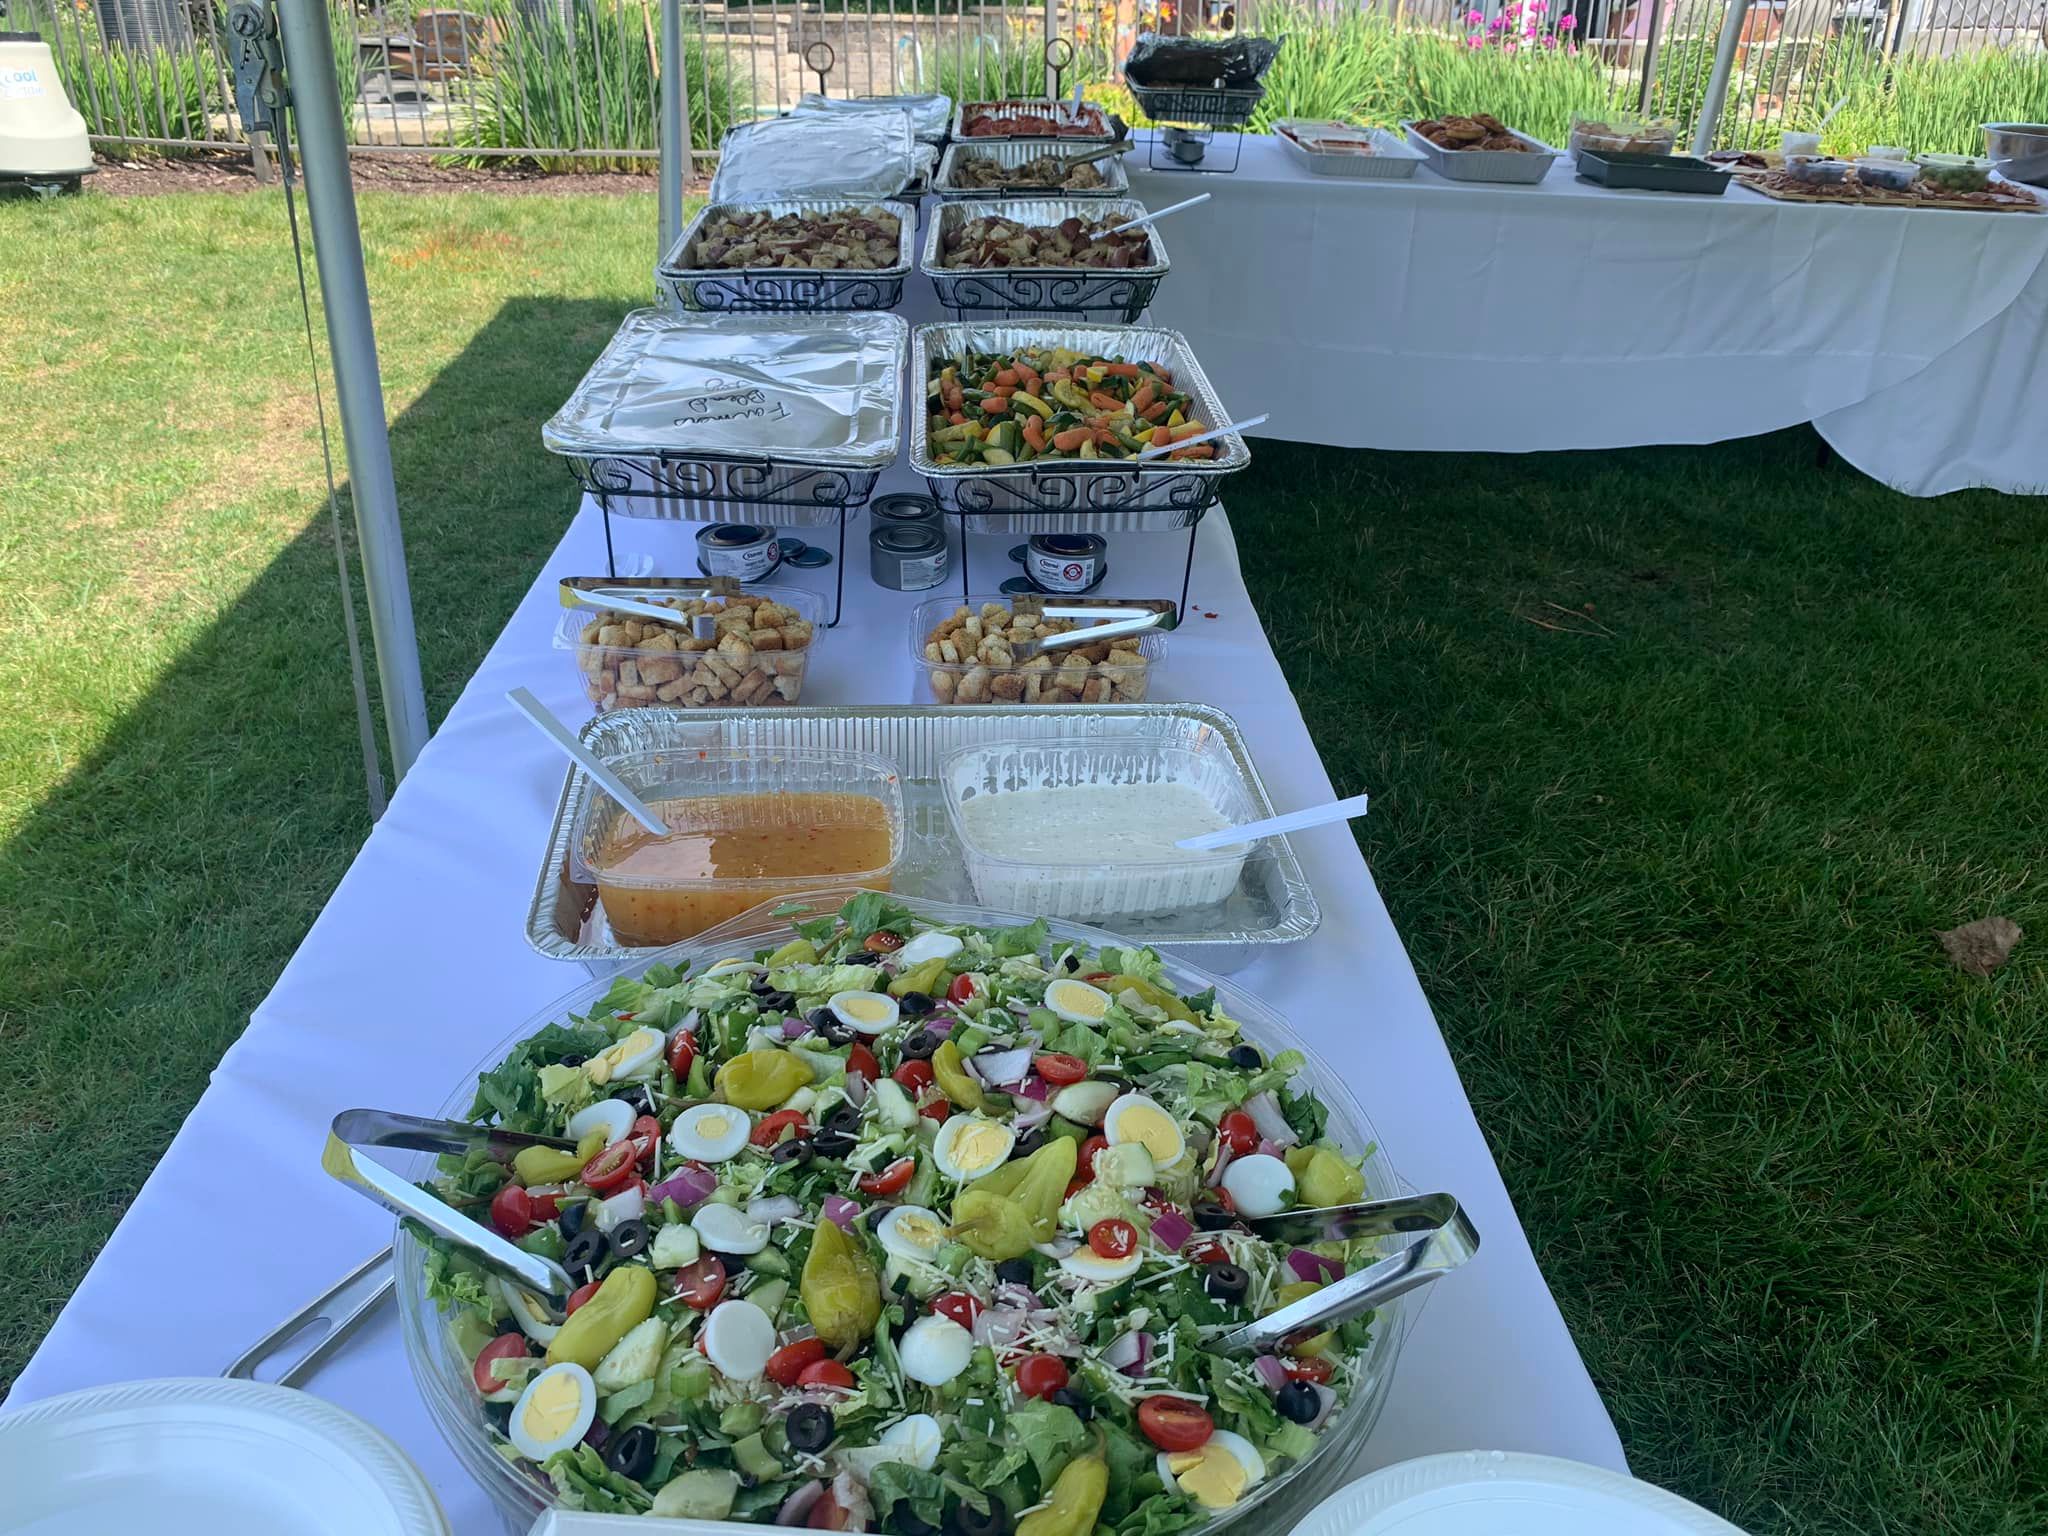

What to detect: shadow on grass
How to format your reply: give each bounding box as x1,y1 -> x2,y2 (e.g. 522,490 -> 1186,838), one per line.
0,296 -> 632,1391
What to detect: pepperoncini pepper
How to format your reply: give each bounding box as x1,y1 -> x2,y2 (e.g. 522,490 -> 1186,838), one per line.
931,1040 -> 985,1112
513,1128 -> 608,1186
1285,1145 -> 1365,1208
546,1265 -> 655,1368
800,1212 -> 881,1350
949,1137 -> 1076,1260
1099,974 -> 1197,1023
1265,1278 -> 1333,1357
716,1049 -> 814,1111
889,957 -> 948,999
1016,1450 -> 1108,1536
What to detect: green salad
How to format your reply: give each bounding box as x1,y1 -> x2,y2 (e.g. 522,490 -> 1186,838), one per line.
420,895 -> 1379,1535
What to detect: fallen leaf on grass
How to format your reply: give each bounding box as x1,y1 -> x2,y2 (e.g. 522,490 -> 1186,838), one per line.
1935,917 -> 2022,976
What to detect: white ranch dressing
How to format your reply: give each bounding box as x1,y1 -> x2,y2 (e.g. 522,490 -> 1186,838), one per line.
958,782 -> 1230,863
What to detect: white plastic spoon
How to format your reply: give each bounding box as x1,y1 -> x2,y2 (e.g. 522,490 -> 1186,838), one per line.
1136,412 -> 1269,461
1103,191 -> 1212,237
1176,792 -> 1370,851
506,686 -> 669,837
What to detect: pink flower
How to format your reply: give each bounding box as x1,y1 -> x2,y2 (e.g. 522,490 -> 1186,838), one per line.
1543,33 -> 1557,45
1503,36 -> 1519,50
1465,7 -> 1483,21
1567,39 -> 1580,52
1530,0 -> 1547,10
1467,31 -> 1486,44
1489,14 -> 1505,28
1524,21 -> 1537,32
1558,11 -> 1576,25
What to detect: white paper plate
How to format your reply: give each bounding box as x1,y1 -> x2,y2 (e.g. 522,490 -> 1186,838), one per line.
1293,1450 -> 1749,1536
0,1378 -> 450,1536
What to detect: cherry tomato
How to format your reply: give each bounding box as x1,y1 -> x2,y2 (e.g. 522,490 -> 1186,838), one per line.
766,1338 -> 828,1387
919,1098 -> 951,1124
471,1333 -> 530,1395
1217,1110 -> 1260,1158
1283,1357 -> 1335,1384
1014,1354 -> 1070,1400
629,1115 -> 663,1162
931,1292 -> 983,1330
526,1190 -> 563,1222
1138,1397 -> 1215,1452
752,1109 -> 811,1148
1066,1177 -> 1089,1199
1082,973 -> 1113,984
798,1359 -> 857,1391
893,1060 -> 935,1094
946,972 -> 985,1005
1089,1218 -> 1138,1259
864,930 -> 906,954
667,1029 -> 696,1079
847,1042 -> 879,1081
489,1184 -> 537,1238
1185,1238 -> 1230,1266
1077,1135 -> 1109,1182
581,1140 -> 640,1195
673,1256 -> 728,1309
1034,1053 -> 1089,1086
808,1493 -> 851,1531
857,1157 -> 916,1197
565,1280 -> 604,1315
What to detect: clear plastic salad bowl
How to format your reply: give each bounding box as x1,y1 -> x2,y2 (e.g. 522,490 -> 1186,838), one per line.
398,889 -> 1412,1536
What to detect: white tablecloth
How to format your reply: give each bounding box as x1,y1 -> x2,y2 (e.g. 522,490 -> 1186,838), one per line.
1130,134 -> 2048,496
6,474 -> 1626,1527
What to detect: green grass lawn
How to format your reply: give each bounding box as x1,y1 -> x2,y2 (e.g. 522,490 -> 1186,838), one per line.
2,182 -> 2044,1535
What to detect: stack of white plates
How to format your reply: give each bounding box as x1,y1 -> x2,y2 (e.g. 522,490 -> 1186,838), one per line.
0,1378 -> 448,1535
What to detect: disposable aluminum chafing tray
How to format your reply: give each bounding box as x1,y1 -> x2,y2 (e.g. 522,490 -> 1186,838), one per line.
526,703 -> 1320,974
544,309 -> 906,525
657,200 -> 916,314
936,138 -> 1132,198
953,99 -> 1114,143
909,321 -> 1248,531
922,198 -> 1168,323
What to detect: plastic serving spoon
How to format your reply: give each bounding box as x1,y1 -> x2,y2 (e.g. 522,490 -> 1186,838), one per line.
507,685 -> 669,838
1176,791 -> 1370,850
1102,191 -> 1212,237
1136,413 -> 1269,462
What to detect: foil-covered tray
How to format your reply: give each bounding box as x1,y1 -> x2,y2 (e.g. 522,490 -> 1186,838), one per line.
936,139 -> 1132,198
922,197 -> 1168,323
793,90 -> 952,144
954,99 -> 1114,142
544,309 -> 906,523
526,703 -> 1320,974
657,199 -> 916,314
710,111 -> 917,203
910,321 -> 1248,530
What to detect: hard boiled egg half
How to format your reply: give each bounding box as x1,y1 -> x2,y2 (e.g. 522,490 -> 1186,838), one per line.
933,1114 -> 1016,1182
566,1097 -> 637,1147
670,1103 -> 751,1163
700,1297 -> 777,1381
880,1413 -> 943,1471
876,1205 -> 949,1265
508,1361 -> 596,1462
1060,1243 -> 1143,1284
1043,978 -> 1111,1026
1103,1092 -> 1185,1170
1156,1430 -> 1266,1510
584,1026 -> 664,1086
829,990 -> 900,1036
895,931 -> 963,967
897,1314 -> 974,1386
1219,1153 -> 1295,1218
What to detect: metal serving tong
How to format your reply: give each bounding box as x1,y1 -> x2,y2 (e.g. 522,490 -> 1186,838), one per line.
1213,1193 -> 1481,1356
227,1109 -> 581,1385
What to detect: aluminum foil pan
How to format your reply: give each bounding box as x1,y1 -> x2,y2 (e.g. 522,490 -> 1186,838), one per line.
910,322 -> 1248,527
922,197 -> 1168,323
710,111 -> 916,202
953,99 -> 1114,142
526,703 -> 1320,974
936,139 -> 1132,198
544,308 -> 905,469
657,199 -> 915,314
793,90 -> 952,144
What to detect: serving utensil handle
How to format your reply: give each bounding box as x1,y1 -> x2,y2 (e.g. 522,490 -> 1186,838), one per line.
222,1246 -> 394,1388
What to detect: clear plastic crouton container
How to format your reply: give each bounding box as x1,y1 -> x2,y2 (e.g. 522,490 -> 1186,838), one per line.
570,746 -> 904,947
555,582 -> 825,712
909,593 -> 1167,705
940,734 -> 1271,920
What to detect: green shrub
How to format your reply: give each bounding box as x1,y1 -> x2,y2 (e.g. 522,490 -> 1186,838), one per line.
1400,30 -> 1621,144
1826,47 -> 2048,156
451,4 -> 737,171
915,24 -> 1111,103
48,36 -> 214,145
1245,1 -> 1405,131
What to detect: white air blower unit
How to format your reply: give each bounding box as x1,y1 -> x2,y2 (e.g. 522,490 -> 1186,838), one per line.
0,31 -> 92,194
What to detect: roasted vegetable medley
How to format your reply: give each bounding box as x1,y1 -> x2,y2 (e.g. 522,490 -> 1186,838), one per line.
417,895 -> 1380,1530
927,348 -> 1214,465
684,207 -> 903,271
948,153 -> 1110,192
939,214 -> 1154,271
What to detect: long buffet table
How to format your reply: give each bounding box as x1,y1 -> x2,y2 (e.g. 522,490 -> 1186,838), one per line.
1131,133 -> 2048,497
10,452 -> 1628,1527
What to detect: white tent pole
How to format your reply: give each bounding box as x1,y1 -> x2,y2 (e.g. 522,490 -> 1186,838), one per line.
1689,0 -> 1755,159
273,0 -> 431,780
659,0 -> 684,260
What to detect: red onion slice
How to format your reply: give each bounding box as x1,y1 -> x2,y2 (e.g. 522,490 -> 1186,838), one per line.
1245,1091 -> 1298,1148
1251,1354 -> 1290,1393
648,1163 -> 717,1209
1018,1074 -> 1052,1103
1102,1330 -> 1153,1375
820,1194 -> 861,1230
1150,1210 -> 1194,1251
775,1481 -> 828,1527
1287,1248 -> 1346,1284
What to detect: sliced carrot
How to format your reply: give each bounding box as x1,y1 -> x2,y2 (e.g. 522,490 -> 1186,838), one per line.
1170,421 -> 1208,440
1102,362 -> 1142,378
1024,379 -> 1043,397
980,396 -> 1010,414
1022,416 -> 1046,451
949,412 -> 968,426
992,384 -> 1017,397
994,369 -> 1020,387
1131,382 -> 1155,414
1014,361 -> 1041,385
1170,444 -> 1216,460
1088,391 -> 1123,411
1151,426 -> 1173,447
1051,426 -> 1093,452
1142,402 -> 1170,422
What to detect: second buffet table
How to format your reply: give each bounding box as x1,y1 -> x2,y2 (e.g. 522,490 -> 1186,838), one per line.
1131,133 -> 2048,497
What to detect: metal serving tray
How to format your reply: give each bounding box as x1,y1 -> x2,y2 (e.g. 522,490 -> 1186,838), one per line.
657,200 -> 916,313
953,99 -> 1114,143
936,138 -> 1132,198
910,321 -> 1248,530
1403,121 -> 1561,184
1275,122 -> 1424,180
922,198 -> 1168,323
1128,81 -> 1264,129
546,309 -> 906,524
526,703 -> 1321,974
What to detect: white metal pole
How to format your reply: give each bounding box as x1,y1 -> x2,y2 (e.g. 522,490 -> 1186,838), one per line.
273,0 -> 431,779
659,0 -> 684,260
1689,0 -> 1754,159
